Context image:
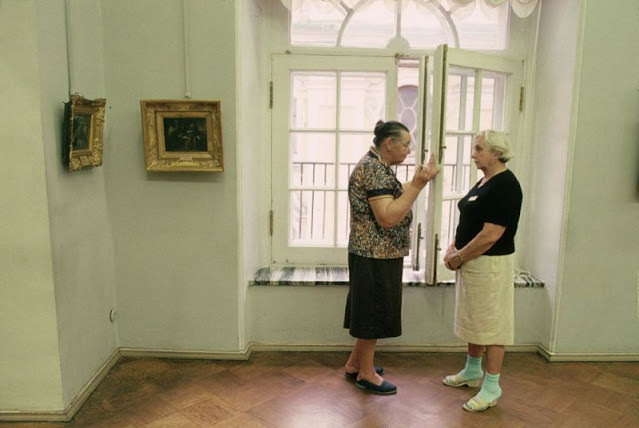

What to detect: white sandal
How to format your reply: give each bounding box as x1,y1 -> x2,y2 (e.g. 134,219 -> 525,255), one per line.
462,394 -> 498,412
442,373 -> 482,388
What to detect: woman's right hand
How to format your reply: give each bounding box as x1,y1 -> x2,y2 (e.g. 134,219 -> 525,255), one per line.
411,154 -> 440,189
443,244 -> 457,270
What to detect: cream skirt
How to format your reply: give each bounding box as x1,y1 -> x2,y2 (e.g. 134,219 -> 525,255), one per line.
454,253 -> 515,345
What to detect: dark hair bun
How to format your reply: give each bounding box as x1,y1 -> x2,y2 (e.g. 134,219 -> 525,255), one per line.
374,120 -> 385,137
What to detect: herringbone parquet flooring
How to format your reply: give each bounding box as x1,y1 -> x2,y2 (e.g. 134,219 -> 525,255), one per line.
2,352 -> 638,427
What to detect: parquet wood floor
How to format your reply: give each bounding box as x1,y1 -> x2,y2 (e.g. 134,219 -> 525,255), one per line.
3,352 -> 638,427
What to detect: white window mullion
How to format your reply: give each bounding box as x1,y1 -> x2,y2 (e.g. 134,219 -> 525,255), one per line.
470,69 -> 483,185
333,71 -> 342,247
410,56 -> 429,271
424,44 -> 448,285
455,75 -> 468,193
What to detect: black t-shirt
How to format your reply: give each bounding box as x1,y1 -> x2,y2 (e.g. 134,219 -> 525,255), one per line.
455,169 -> 522,255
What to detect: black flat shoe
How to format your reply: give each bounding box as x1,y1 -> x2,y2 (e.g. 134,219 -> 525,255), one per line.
355,378 -> 397,395
344,366 -> 384,381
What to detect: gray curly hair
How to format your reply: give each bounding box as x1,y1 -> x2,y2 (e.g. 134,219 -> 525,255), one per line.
476,130 -> 513,163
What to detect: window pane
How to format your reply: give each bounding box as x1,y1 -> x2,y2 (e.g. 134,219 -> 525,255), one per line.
462,135 -> 473,189
397,59 -> 419,169
440,198 -> 461,253
289,0 -> 509,50
446,69 -> 476,132
464,76 -> 476,130
443,136 -> 458,193
289,190 -> 336,246
291,72 -> 336,129
338,133 -> 371,189
342,1 -> 396,48
394,163 -> 414,184
453,1 -> 508,50
402,0 -> 449,49
290,0 -> 345,46
442,134 -> 474,195
398,85 -> 418,136
339,72 -> 386,129
481,72 -> 507,129
446,74 -> 461,130
290,132 -> 336,187
479,77 -> 494,129
336,190 -> 349,247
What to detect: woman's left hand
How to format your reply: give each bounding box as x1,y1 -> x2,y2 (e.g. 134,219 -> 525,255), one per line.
444,250 -> 463,270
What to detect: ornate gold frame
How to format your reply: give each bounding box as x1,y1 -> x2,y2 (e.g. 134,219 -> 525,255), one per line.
140,100 -> 224,172
63,94 -> 106,171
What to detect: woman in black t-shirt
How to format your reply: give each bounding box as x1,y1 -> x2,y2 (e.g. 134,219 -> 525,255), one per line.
441,130 -> 522,412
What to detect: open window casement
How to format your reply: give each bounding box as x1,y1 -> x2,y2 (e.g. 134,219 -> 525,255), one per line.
421,44 -> 524,284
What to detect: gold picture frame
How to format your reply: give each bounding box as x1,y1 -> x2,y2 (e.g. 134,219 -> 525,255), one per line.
140,100 -> 224,172
63,94 -> 106,171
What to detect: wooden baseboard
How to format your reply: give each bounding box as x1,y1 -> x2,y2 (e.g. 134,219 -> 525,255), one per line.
249,343 -> 540,353
119,347 -> 252,360
0,348 -> 120,422
537,344 -> 639,361
251,342 -> 639,361
0,410 -> 69,423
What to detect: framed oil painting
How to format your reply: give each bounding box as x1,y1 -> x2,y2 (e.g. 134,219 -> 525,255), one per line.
140,100 -> 224,172
63,94 -> 106,171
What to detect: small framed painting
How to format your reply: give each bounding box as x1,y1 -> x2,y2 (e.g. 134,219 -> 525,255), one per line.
140,100 -> 224,172
63,94 -> 106,171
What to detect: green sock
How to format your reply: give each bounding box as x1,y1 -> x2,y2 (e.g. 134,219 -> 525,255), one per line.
459,355 -> 483,379
477,372 -> 502,402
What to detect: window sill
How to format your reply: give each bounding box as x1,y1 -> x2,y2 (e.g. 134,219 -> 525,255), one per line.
250,266 -> 544,288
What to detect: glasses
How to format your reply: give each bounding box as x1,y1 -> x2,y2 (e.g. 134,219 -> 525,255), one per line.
395,138 -> 411,149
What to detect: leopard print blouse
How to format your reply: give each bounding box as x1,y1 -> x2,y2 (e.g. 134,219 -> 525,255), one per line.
347,147 -> 411,259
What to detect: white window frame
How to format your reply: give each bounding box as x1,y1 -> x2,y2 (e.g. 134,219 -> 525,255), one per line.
270,48 -> 522,273
270,54 -> 399,266
266,0 -> 533,270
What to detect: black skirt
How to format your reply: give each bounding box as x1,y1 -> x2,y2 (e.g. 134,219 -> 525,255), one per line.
343,253 -> 404,339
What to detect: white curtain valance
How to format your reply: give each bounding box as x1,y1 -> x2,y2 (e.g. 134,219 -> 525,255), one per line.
450,0 -> 539,18
280,0 -> 539,18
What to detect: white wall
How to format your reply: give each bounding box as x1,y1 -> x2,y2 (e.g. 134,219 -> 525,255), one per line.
526,0 -> 639,355
556,0 -> 639,353
0,0 -> 64,411
36,0 -> 118,407
524,0 -> 584,350
248,287 -> 546,347
101,0 -> 241,352
236,0 -> 269,349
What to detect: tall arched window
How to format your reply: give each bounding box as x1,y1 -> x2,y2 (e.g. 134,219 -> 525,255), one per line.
270,0 -> 536,274
289,0 -> 512,50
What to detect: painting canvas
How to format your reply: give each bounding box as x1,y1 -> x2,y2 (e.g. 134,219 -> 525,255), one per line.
63,94 -> 106,171
140,100 -> 224,172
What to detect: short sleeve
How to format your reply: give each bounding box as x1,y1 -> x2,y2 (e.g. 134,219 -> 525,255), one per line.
484,174 -> 522,226
363,162 -> 397,199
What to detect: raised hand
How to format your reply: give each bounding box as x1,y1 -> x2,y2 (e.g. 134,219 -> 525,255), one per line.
411,153 -> 440,189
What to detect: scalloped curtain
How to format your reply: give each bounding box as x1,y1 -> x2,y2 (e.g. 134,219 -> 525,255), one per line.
450,0 -> 538,17
280,0 -> 539,18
